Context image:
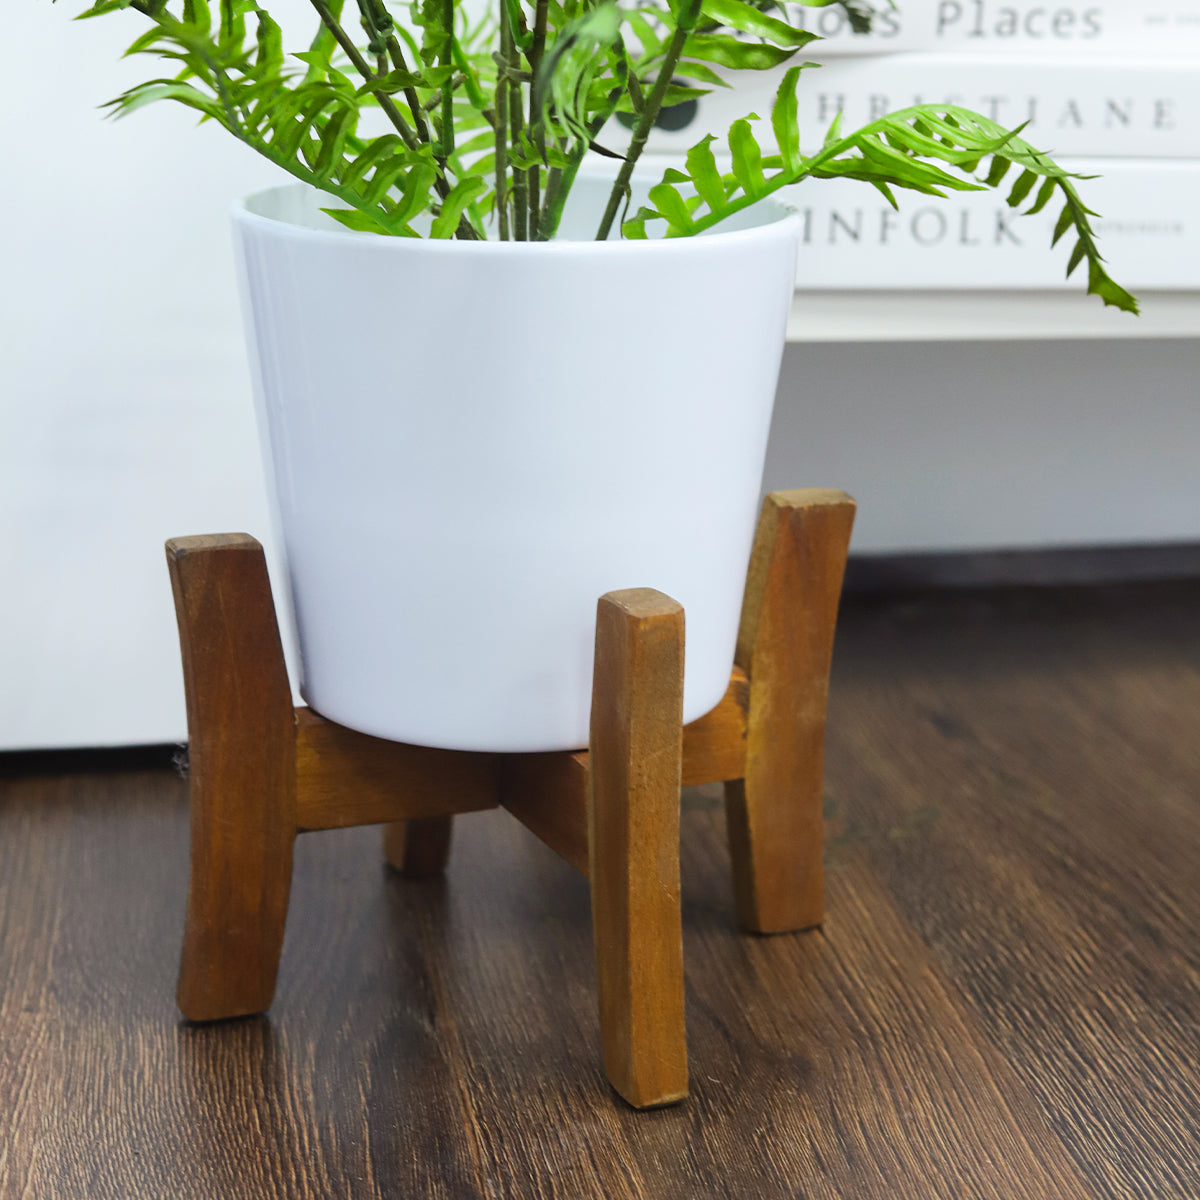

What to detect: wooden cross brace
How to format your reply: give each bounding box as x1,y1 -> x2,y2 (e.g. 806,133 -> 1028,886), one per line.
166,489 -> 855,1109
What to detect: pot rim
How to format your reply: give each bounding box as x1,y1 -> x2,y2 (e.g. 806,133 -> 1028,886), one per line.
233,180 -> 802,255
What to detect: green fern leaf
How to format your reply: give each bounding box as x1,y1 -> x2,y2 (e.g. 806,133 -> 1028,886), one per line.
321,206 -> 405,234
1026,177 -> 1057,216
341,135 -> 409,187
430,176 -> 487,238
1051,205 -> 1074,247
1006,169 -> 1038,208
728,119 -> 765,195
389,161 -> 440,219
648,181 -> 695,233
313,105 -> 357,178
105,79 -> 225,123
680,34 -> 795,71
685,135 -> 726,212
621,205 -> 660,239
699,0 -> 820,47
253,9 -> 283,73
181,0 -> 211,34
771,66 -> 803,172
672,61 -> 732,88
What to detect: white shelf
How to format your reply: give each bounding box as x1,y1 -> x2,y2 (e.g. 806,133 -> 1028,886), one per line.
787,291 -> 1200,343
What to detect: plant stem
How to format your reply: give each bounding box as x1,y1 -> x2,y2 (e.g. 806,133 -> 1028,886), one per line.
541,163 -> 562,232
526,0 -> 549,239
595,0 -> 702,240
359,0 -> 435,148
451,38 -> 488,111
439,0 -> 455,160
537,145 -> 582,241
494,28 -> 511,240
507,67 -> 527,237
538,104 -> 618,240
510,80 -> 527,239
309,0 -> 419,151
307,0 -> 479,239
615,33 -> 645,114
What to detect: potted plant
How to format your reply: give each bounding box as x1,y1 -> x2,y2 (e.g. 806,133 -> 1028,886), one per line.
66,0 -> 1136,752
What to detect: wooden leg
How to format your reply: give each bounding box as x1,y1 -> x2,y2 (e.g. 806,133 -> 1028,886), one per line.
382,817 -> 454,878
725,490 -> 856,934
588,589 -> 688,1109
167,535 -> 297,1022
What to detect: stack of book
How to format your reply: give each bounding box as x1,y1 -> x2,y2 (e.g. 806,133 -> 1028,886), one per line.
640,1 -> 1200,290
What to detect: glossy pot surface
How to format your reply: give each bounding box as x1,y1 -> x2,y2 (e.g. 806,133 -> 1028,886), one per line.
234,178 -> 800,751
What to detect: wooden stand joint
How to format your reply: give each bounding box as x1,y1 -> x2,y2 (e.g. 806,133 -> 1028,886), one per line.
166,487 -> 855,1099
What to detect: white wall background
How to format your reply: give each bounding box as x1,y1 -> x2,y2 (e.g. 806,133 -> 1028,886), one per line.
766,338 -> 1200,552
2,5 -> 292,751
3,5 -> 1199,749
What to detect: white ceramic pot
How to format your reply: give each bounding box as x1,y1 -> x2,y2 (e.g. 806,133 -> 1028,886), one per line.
233,177 -> 800,752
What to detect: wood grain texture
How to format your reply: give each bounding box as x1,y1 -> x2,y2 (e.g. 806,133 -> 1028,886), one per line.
588,589 -> 688,1109
294,709 -> 499,832
166,534 -> 297,1022
680,666 -> 749,786
500,669 -> 749,876
499,751 -> 591,875
5,579 -> 1200,1199
825,582 -> 1200,1200
382,817 -> 455,878
726,489 -> 856,933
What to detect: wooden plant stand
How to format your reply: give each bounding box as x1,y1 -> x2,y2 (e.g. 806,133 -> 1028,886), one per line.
166,488 -> 855,1109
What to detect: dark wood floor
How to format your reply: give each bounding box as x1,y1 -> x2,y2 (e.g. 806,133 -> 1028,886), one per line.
2,581 -> 1199,1199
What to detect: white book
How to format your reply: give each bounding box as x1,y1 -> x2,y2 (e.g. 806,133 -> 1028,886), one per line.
786,1 -> 1200,57
614,157 -> 1197,288
639,57 -> 1200,159
771,158 -> 1200,289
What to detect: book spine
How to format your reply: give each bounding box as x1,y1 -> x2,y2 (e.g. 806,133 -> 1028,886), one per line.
641,57 -> 1200,159
778,160 -> 1200,290
791,1 -> 1200,56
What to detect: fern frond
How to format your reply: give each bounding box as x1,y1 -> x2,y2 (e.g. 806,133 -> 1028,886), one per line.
628,85 -> 1138,313
70,0 -> 1136,285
